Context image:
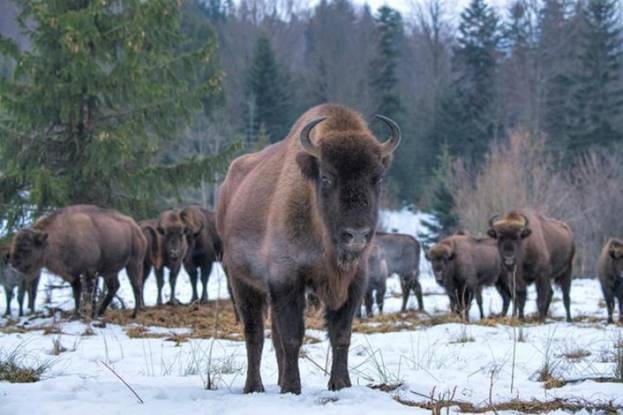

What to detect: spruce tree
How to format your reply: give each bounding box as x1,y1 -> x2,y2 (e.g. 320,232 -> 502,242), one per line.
0,0 -> 235,229
448,0 -> 502,161
245,34 -> 290,145
568,0 -> 623,154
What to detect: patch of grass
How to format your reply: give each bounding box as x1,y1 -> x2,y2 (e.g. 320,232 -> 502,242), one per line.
0,345 -> 52,383
615,336 -> 623,382
560,348 -> 591,361
543,376 -> 565,389
125,326 -> 163,339
449,326 -> 475,344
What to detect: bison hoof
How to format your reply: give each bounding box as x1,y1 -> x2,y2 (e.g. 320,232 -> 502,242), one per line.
328,375 -> 351,391
167,299 -> 182,306
280,383 -> 302,395
200,297 -> 209,305
243,379 -> 265,394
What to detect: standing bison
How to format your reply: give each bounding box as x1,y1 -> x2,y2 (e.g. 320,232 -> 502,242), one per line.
357,243 -> 388,318
10,205 -> 147,318
597,238 -> 623,324
1,247 -> 40,317
182,206 -> 222,304
217,104 -> 400,394
426,233 -> 510,320
375,232 -> 423,311
487,210 -> 574,322
139,219 -> 165,305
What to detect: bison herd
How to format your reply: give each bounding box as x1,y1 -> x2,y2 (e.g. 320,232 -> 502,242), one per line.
1,104 -> 622,395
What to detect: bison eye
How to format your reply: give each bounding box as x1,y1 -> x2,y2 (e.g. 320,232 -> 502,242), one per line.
321,175 -> 333,189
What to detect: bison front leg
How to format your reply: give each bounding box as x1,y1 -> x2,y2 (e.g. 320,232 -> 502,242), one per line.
167,264 -> 182,305
413,277 -> 424,311
536,276 -> 553,322
186,265 -> 199,303
4,287 -> 13,316
98,273 -> 120,316
495,279 -> 512,317
269,281 -> 305,394
325,281 -> 364,391
399,276 -> 409,312
200,262 -> 212,304
126,260 -> 145,318
17,281 -> 26,317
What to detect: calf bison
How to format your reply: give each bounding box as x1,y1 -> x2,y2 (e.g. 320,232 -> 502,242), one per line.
217,103 -> 400,394
357,243 -> 388,318
597,238 -> 623,324
487,210 -> 574,321
426,233 -> 510,320
10,205 -> 147,318
182,206 -> 222,304
1,247 -> 40,317
375,231 -> 423,311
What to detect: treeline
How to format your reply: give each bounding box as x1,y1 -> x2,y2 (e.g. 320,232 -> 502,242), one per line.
0,0 -> 622,233
204,0 -> 623,205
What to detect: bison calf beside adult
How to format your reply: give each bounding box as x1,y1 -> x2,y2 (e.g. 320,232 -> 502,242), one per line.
375,232 -> 423,312
426,233 -> 510,320
487,210 -> 574,322
10,205 -> 147,318
1,247 -> 40,317
217,104 -> 400,394
597,238 -> 623,324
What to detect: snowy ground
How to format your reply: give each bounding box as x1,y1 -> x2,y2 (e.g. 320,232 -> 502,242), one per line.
0,209 -> 622,414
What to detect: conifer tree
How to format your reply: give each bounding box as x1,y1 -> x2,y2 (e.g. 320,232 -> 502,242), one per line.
0,0 -> 236,228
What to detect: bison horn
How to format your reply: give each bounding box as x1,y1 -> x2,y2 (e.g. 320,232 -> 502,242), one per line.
299,117 -> 326,158
488,214 -> 499,227
375,114 -> 401,156
520,213 -> 530,228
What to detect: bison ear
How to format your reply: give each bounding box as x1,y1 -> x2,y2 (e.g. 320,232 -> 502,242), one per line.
486,228 -> 497,239
520,228 -> 532,239
34,232 -> 48,245
296,152 -> 318,181
181,208 -> 203,235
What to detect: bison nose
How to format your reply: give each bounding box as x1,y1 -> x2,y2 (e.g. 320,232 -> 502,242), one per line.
340,227 -> 371,249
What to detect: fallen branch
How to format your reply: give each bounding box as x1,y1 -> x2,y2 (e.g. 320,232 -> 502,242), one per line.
101,361 -> 144,404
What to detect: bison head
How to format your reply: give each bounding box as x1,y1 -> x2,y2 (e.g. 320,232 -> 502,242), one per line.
157,210 -> 195,262
9,228 -> 48,275
487,212 -> 532,270
296,115 -> 400,269
608,239 -> 623,279
425,239 -> 456,284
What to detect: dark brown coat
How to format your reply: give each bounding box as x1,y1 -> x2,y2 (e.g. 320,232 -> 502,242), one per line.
597,238 -> 623,324
487,209 -> 575,321
138,219 -> 166,305
181,205 -> 222,304
217,103 -> 400,394
375,231 -> 422,311
426,234 -> 510,320
10,205 -> 147,317
361,243 -> 388,318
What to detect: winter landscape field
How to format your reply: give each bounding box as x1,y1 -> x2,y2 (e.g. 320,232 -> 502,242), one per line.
0,210 -> 622,414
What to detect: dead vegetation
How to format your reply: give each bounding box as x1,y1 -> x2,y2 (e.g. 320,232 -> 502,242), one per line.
0,345 -> 52,383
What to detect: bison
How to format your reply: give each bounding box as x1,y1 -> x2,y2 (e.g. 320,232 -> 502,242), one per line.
597,238 -> 623,324
217,103 -> 400,394
1,247 -> 40,317
181,206 -> 222,304
139,219 -> 165,305
375,231 -> 423,312
487,210 -> 574,322
357,243 -> 388,318
9,205 -> 147,318
426,233 -> 510,320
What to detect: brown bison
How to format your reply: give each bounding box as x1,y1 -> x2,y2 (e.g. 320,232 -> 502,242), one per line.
181,206 -> 222,304
487,210 -> 574,321
139,219 -> 165,305
9,205 -> 147,317
597,238 -> 623,324
1,247 -> 40,317
217,104 -> 400,394
426,233 -> 510,320
375,231 -> 423,312
356,243 -> 389,318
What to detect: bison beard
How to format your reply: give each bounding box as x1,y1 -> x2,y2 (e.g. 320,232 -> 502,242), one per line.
217,104 -> 400,394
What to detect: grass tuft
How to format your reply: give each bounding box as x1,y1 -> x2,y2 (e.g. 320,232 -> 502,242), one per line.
0,345 -> 52,383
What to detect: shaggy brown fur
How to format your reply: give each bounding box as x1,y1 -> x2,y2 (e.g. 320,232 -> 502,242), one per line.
597,238 -> 623,324
487,209 -> 575,321
426,234 -> 509,321
181,206 -> 222,304
217,103 -> 400,394
375,232 -> 423,312
139,219 -> 165,305
10,205 -> 147,317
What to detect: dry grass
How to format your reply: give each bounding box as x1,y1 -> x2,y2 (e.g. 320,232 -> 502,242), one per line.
0,346 -> 51,383
560,349 -> 591,361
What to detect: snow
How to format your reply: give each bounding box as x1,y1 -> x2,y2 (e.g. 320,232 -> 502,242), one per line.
1,209 -> 622,414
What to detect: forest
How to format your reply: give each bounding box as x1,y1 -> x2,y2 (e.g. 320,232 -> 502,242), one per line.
0,0 -> 622,270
